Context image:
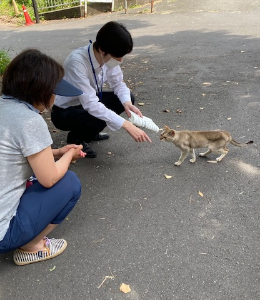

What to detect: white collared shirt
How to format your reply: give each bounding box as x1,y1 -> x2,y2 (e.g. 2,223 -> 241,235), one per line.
54,43 -> 131,131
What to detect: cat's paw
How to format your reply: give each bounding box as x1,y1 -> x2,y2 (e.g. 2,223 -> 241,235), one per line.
174,161 -> 182,166
216,157 -> 223,162
190,158 -> 196,163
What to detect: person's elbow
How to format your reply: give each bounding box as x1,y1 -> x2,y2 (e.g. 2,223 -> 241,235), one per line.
37,176 -> 57,188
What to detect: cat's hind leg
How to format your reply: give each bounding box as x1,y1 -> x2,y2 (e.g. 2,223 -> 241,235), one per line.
174,150 -> 189,166
189,149 -> 196,163
216,148 -> 229,161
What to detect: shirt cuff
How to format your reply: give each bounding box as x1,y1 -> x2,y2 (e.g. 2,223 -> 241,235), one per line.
119,95 -> 131,104
106,113 -> 126,131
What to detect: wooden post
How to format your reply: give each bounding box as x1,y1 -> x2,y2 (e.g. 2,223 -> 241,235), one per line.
124,0 -> 127,14
151,0 -> 154,13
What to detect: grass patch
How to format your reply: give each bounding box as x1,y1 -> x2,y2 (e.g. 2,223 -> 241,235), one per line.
129,4 -> 142,9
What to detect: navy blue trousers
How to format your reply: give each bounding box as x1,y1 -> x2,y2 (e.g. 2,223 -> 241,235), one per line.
0,171 -> 81,253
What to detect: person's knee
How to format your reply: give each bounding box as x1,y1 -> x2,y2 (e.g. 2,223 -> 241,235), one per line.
62,171 -> 81,199
50,110 -> 62,130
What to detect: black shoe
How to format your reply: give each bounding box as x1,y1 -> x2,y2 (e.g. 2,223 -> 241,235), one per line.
93,132 -> 110,141
68,140 -> 97,158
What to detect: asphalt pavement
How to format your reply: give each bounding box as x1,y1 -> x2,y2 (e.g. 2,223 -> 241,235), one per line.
1,0 -> 260,299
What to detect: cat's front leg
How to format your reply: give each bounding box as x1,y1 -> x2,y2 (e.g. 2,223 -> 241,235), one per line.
174,150 -> 189,166
190,149 -> 196,163
199,149 -> 212,157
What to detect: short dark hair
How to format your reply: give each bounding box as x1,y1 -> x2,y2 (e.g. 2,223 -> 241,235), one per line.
1,48 -> 64,108
95,21 -> 133,57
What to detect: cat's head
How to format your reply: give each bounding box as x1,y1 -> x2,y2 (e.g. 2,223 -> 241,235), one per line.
160,126 -> 175,141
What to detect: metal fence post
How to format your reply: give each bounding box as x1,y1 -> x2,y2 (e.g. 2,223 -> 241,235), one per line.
32,0 -> 40,23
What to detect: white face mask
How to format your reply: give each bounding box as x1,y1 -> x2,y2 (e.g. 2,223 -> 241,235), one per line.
105,56 -> 122,69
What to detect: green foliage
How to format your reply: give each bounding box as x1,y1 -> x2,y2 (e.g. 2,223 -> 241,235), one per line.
0,0 -> 35,24
0,50 -> 11,76
0,0 -> 14,16
15,0 -> 31,6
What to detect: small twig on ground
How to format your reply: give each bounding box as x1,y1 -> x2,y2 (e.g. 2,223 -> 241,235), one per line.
98,275 -> 115,289
98,268 -> 115,289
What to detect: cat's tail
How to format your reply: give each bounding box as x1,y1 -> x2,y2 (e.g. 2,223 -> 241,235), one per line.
230,139 -> 254,147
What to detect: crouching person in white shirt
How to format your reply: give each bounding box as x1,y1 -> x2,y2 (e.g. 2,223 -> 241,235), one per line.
51,21 -> 151,158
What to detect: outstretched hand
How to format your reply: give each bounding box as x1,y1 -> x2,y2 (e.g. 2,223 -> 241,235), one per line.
122,120 -> 152,143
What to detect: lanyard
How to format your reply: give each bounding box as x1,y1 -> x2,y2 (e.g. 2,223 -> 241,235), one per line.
88,42 -> 103,100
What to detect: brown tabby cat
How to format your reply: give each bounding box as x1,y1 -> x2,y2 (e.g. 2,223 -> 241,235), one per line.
160,126 -> 253,166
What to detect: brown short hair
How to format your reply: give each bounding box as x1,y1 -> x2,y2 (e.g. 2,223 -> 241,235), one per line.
1,49 -> 64,108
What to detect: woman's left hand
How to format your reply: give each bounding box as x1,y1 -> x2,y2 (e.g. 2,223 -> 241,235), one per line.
55,145 -> 86,159
123,101 -> 143,118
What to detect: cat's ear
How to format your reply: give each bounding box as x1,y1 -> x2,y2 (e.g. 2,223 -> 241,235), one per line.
170,130 -> 175,136
165,125 -> 170,130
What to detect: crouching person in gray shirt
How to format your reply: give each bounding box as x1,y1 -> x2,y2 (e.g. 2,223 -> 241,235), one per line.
0,49 -> 85,266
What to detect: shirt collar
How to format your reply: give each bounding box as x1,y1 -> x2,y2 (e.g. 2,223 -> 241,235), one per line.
1,94 -> 40,113
89,42 -> 102,70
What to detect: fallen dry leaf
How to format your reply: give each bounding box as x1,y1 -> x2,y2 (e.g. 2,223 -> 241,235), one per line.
137,102 -> 145,106
164,174 -> 173,179
207,160 -> 218,164
120,283 -> 131,294
227,117 -> 231,120
107,152 -> 112,155
198,191 -> 204,197
176,109 -> 182,113
163,109 -> 170,113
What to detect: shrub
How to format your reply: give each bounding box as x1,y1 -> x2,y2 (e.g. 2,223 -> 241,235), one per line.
0,50 -> 11,76
14,0 -> 31,7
